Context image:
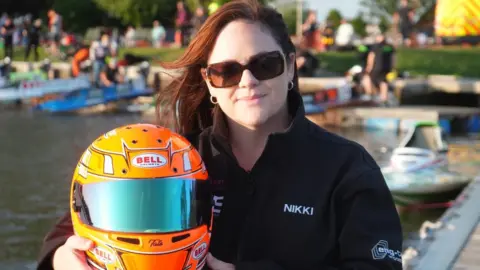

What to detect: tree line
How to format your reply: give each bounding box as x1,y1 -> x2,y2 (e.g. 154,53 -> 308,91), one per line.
1,0 -> 434,35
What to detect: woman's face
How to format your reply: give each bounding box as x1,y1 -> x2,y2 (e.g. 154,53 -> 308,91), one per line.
205,20 -> 295,129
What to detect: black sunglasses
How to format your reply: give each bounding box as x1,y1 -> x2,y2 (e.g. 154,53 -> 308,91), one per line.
202,51 -> 285,88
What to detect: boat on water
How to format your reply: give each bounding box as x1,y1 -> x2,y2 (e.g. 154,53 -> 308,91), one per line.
36,82 -> 153,113
301,78 -> 383,116
381,122 -> 473,206
384,122 -> 449,173
0,75 -> 91,102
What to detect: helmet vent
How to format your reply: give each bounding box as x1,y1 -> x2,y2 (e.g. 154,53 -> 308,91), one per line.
171,233 -> 190,243
116,236 -> 140,245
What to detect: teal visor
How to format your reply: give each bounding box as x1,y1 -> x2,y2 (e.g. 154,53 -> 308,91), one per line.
74,178 -> 210,233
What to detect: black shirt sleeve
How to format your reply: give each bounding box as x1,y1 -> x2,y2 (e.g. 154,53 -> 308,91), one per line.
332,167 -> 403,269
36,212 -> 74,270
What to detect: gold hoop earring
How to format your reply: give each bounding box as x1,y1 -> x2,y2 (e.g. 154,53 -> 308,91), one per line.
288,81 -> 294,90
210,96 -> 218,104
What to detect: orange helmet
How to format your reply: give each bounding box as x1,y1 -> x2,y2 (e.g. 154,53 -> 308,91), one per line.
70,123 -> 211,270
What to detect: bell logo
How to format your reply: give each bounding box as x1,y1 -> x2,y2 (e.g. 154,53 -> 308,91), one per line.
192,243 -> 208,260
92,247 -> 114,264
132,153 -> 167,168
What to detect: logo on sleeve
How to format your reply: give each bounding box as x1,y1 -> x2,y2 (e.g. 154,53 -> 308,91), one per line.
212,195 -> 224,217
371,240 -> 402,263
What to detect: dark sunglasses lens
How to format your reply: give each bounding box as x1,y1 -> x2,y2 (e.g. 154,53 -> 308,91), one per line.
208,62 -> 243,87
249,52 -> 284,80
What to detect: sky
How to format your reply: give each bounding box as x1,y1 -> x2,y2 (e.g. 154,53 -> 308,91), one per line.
306,0 -> 362,20
272,0 -> 363,21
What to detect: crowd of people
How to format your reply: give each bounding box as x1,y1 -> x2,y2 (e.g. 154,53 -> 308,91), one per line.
0,10 -> 65,61
0,0 -> 417,105
297,0 -> 421,105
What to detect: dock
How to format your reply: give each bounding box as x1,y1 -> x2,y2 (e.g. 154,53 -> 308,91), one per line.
306,106 -> 480,135
402,176 -> 480,270
454,225 -> 480,269
392,75 -> 480,96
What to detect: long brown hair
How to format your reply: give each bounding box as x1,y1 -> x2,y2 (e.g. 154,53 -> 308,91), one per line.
157,0 -> 299,135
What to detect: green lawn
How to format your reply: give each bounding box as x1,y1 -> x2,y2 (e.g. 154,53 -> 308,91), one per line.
317,47 -> 480,78
7,46 -> 480,78
7,46 -> 184,63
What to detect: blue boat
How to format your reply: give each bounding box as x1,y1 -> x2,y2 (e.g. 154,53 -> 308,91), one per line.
36,83 -> 153,113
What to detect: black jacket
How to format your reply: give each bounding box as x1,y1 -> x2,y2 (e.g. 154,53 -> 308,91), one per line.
37,90 -> 403,270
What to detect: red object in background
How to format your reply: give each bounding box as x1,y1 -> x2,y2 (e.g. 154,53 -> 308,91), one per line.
302,30 -> 325,52
117,59 -> 128,67
312,30 -> 324,51
174,30 -> 182,46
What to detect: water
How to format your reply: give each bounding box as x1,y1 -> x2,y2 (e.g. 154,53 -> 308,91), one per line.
0,110 -> 465,269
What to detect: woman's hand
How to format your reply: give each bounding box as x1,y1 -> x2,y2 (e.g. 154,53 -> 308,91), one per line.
206,253 -> 235,270
52,235 -> 94,270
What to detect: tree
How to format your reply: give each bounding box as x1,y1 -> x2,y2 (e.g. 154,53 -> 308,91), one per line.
278,6 -> 309,35
351,13 -> 367,37
326,9 -> 343,30
52,0 -> 110,33
378,15 -> 390,33
92,0 -> 177,27
360,0 -> 436,22
0,0 -> 51,16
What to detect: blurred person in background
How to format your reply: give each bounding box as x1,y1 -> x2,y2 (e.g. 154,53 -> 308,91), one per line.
151,20 -> 166,48
125,25 -> 136,48
1,17 -> 15,59
71,44 -> 90,77
47,9 -> 62,55
395,0 -> 414,47
24,19 -> 42,62
175,1 -> 192,47
21,15 -> 31,47
363,33 -> 396,104
100,58 -> 124,87
191,7 -> 207,38
90,32 -> 111,86
335,19 -> 355,51
301,10 -> 318,48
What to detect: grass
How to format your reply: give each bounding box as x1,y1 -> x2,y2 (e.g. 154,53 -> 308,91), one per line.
318,47 -> 480,78
118,47 -> 186,62
7,46 -> 184,63
7,46 -> 480,78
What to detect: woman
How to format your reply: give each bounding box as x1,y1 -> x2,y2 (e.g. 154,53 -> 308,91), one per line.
37,1 -> 403,269
24,18 -> 42,62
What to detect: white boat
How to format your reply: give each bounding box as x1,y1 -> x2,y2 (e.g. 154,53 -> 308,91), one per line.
0,75 -> 91,101
381,122 -> 473,206
383,122 -> 449,174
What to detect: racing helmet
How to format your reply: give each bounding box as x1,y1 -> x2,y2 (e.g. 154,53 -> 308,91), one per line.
70,123 -> 211,270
